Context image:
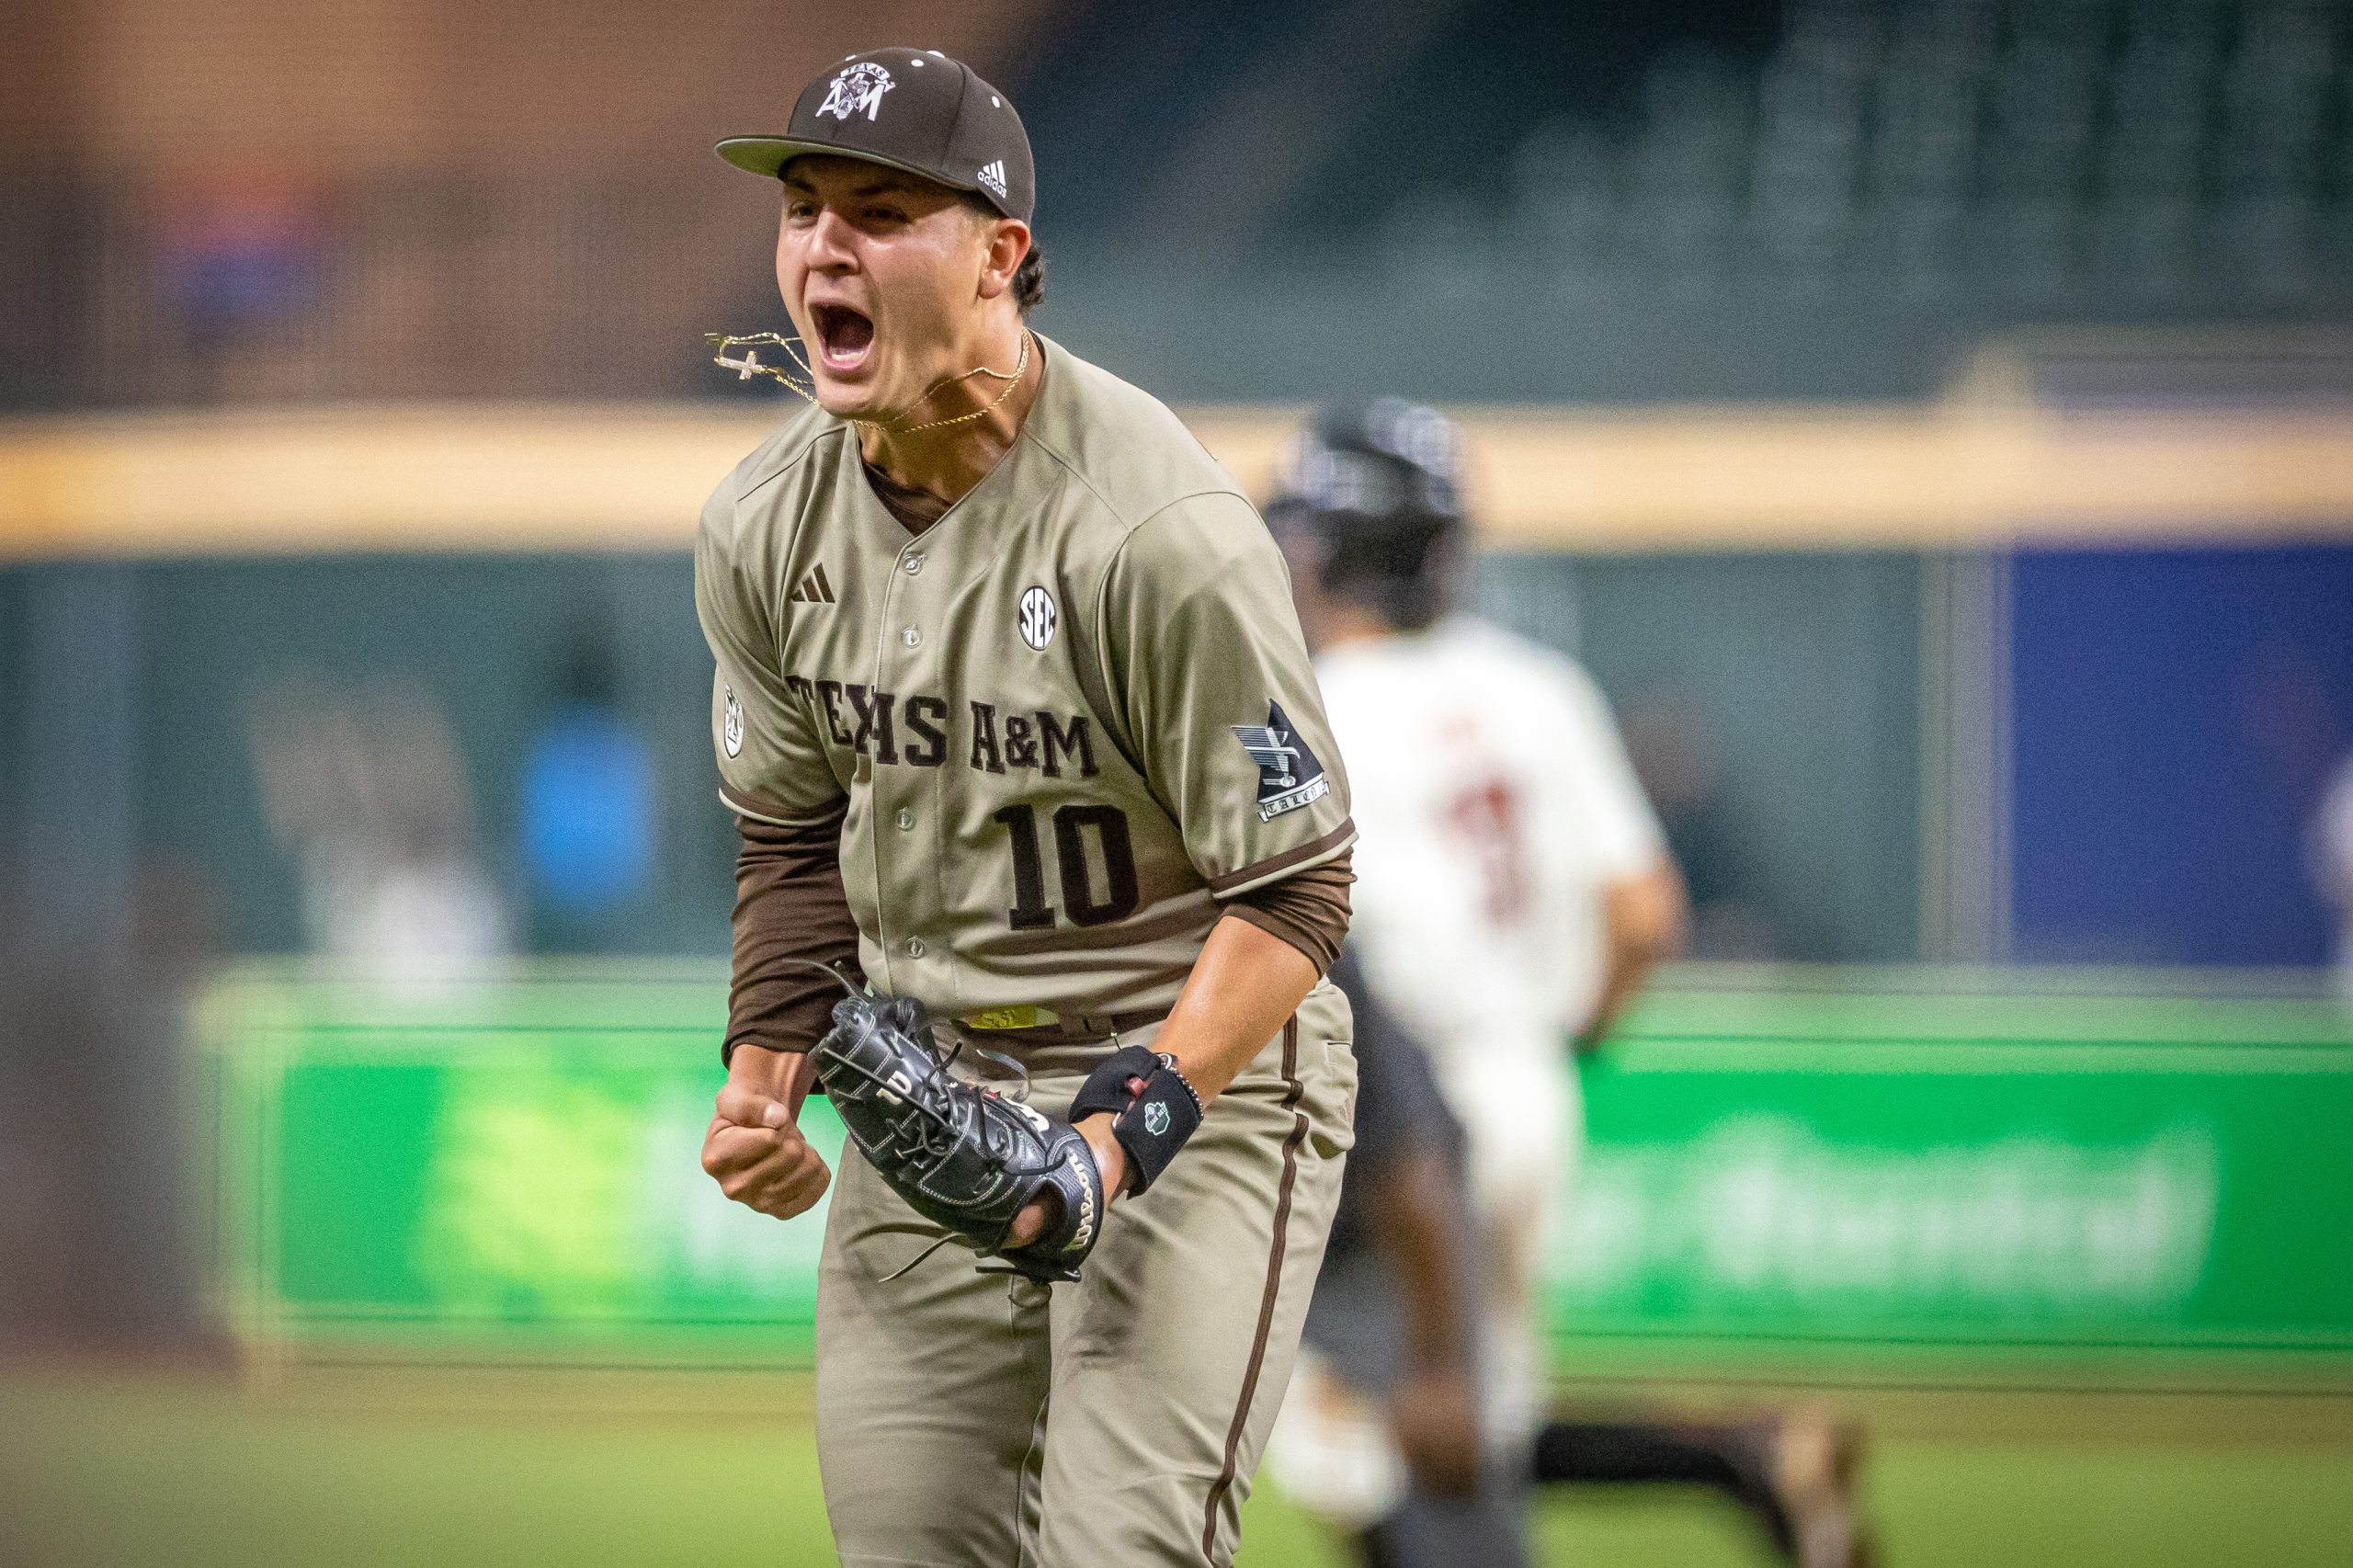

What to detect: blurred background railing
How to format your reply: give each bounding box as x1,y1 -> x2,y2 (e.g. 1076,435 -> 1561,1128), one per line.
6,387 -> 2350,972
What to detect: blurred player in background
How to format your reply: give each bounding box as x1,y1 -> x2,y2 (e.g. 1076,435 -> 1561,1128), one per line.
1271,944 -> 1526,1563
1262,400 -> 1867,1568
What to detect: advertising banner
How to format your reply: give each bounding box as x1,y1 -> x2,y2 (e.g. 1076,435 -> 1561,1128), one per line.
204,965 -> 2353,1383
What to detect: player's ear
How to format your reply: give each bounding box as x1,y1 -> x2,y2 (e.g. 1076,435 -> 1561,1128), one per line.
976,216 -> 1030,303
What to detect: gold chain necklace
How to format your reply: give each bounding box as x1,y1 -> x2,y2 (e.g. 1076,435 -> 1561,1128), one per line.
705,327 -> 1031,435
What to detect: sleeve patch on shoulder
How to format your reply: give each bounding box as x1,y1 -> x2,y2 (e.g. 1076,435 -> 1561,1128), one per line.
1232,701 -> 1329,822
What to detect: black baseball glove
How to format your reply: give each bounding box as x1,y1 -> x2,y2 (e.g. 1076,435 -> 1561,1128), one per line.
813,992 -> 1107,1284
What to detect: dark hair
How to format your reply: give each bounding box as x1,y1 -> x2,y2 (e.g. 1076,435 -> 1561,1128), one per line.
1012,241 -> 1047,314
967,194 -> 1045,314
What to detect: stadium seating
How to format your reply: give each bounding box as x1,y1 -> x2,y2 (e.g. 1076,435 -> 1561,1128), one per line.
1492,0 -> 2347,304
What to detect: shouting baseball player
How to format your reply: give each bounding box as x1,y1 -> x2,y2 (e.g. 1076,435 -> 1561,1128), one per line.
691,48 -> 1358,1567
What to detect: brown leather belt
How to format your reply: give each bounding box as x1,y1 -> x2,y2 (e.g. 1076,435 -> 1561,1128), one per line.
950,1006 -> 1169,1047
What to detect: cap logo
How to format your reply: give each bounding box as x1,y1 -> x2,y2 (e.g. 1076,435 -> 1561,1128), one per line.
977,160 -> 1008,199
816,62 -> 893,122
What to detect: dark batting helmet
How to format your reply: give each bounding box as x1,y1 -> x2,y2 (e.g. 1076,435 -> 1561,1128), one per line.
1262,398 -> 1468,632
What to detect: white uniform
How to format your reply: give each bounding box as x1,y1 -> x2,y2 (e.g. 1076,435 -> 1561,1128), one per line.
1272,615 -> 1665,1518
1326,616 -> 1661,1081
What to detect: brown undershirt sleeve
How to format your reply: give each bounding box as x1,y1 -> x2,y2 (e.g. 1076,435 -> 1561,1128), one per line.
724,801 -> 865,1068
1222,847 -> 1354,975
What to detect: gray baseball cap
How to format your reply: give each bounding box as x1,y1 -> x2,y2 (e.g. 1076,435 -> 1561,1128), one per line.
716,47 -> 1035,223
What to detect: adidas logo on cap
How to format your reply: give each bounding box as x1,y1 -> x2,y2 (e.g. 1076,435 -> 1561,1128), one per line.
977,160 -> 1007,199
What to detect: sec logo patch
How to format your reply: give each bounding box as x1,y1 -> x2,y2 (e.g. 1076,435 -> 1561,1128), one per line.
1018,585 -> 1057,651
722,686 -> 745,757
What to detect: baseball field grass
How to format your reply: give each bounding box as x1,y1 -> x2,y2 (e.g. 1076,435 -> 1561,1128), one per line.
6,1367 -> 2350,1567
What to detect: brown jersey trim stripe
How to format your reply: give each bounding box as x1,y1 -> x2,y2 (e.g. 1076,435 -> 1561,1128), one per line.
718,780 -> 844,829
1200,1017 -> 1308,1562
1207,817 -> 1358,899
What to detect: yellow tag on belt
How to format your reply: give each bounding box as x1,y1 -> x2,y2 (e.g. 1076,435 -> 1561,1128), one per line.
961,1006 -> 1061,1030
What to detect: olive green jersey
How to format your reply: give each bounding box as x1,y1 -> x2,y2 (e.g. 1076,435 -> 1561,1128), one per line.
696,334 -> 1354,1027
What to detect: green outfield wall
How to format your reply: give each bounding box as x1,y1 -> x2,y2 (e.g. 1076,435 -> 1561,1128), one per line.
200,963 -> 2353,1386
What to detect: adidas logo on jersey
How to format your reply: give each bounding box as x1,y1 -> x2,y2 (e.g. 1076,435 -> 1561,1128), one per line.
976,160 -> 1008,200
789,564 -> 837,605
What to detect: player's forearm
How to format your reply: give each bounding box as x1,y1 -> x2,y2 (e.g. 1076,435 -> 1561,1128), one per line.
1578,950 -> 1656,1052
727,1040 -> 821,1123
1152,912 -> 1322,1102
1576,860 -> 1688,1051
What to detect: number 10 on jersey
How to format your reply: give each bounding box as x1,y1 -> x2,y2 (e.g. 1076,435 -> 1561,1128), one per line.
994,802 -> 1141,929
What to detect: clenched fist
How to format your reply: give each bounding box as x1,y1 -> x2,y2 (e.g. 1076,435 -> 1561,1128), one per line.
701,1045 -> 831,1221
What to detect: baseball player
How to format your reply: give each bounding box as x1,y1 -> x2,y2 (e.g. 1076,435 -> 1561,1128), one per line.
1283,946 -> 1530,1565
689,50 -> 1358,1568
1261,402 -> 1867,1568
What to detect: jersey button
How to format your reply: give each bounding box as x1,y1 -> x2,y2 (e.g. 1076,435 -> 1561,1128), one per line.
903,555 -> 925,576
894,807 -> 915,831
901,627 -> 921,647
904,937 -> 926,959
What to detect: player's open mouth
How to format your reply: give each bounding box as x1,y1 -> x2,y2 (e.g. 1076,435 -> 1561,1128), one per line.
812,303 -> 875,372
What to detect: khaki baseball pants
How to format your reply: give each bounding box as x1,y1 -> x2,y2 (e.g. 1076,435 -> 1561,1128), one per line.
813,982 -> 1356,1567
